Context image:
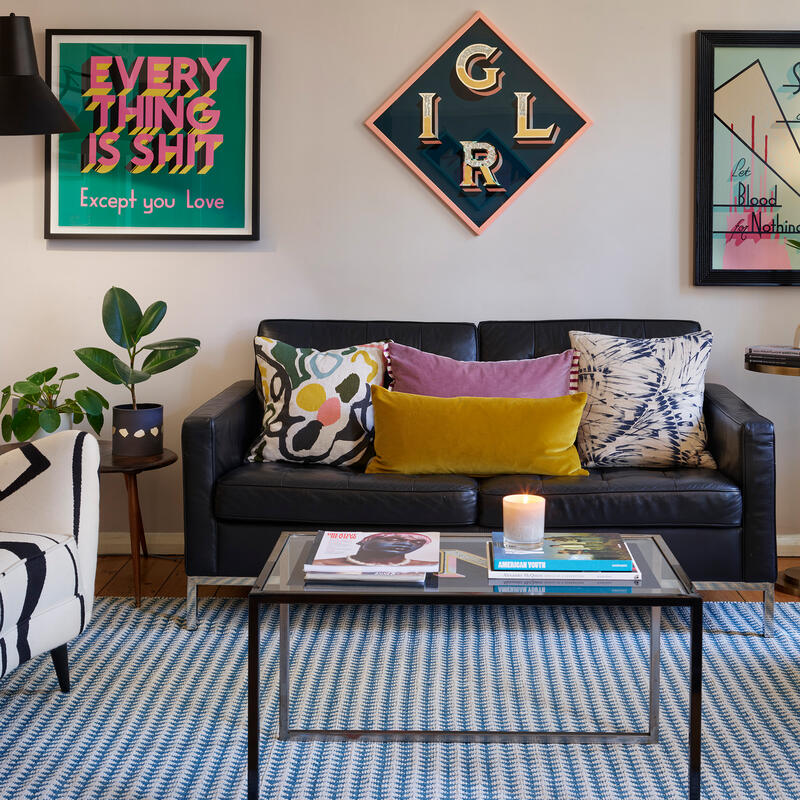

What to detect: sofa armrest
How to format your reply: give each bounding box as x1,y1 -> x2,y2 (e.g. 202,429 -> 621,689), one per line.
704,383 -> 776,583
182,380 -> 261,575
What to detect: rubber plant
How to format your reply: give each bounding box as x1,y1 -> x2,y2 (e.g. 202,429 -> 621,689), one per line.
75,287 -> 200,408
1,369 -> 107,442
75,287 -> 200,456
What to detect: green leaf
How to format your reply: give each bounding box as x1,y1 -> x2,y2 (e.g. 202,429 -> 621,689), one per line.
1,415 -> 12,442
11,407 -> 40,441
141,346 -> 198,375
74,347 -> 125,385
0,387 -> 10,414
87,413 -> 104,435
27,371 -> 45,386
71,410 -> 85,425
42,367 -> 58,382
75,389 -> 102,416
85,386 -> 109,409
58,372 -> 79,381
112,357 -> 151,386
141,337 -> 201,351
136,301 -> 167,340
39,408 -> 61,433
13,380 -> 41,396
102,287 -> 142,349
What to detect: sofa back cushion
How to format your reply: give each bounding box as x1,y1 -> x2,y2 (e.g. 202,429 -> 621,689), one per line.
478,319 -> 702,361
258,320 -> 478,360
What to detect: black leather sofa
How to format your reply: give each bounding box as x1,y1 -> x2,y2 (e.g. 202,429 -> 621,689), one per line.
182,318 -> 777,630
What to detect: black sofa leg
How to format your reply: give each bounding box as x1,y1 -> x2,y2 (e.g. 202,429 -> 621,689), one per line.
50,645 -> 70,693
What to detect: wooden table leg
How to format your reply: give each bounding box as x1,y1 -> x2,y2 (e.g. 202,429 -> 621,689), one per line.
124,472 -> 144,607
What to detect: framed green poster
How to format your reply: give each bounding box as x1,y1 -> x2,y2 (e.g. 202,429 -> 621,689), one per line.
45,29 -> 260,240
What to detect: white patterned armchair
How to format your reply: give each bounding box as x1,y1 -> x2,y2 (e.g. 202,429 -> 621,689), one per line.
0,431 -> 100,691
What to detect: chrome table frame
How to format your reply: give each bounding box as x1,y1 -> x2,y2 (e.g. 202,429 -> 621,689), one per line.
270,602 -> 663,744
692,581 -> 774,637
247,532 -> 703,800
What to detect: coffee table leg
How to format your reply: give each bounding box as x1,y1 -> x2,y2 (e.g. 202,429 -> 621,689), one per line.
123,473 -> 143,607
689,600 -> 703,800
279,603 -> 289,739
248,596 -> 260,800
649,606 -> 661,741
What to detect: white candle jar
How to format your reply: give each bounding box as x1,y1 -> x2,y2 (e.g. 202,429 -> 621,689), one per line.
502,494 -> 546,552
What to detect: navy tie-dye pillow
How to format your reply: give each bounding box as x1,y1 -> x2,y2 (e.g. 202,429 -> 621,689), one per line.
568,330 -> 716,469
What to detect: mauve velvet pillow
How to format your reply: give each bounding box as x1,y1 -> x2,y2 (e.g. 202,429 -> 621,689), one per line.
385,342 -> 578,398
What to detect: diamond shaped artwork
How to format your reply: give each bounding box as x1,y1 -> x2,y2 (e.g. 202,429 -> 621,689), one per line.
365,12 -> 591,234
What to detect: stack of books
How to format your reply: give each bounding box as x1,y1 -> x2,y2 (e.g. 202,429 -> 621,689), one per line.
745,345 -> 800,368
487,532 -> 641,583
304,530 -> 440,584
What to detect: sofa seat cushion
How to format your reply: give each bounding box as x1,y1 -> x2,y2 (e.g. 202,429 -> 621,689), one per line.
215,462 -> 478,526
0,530 -> 81,640
478,468 -> 742,529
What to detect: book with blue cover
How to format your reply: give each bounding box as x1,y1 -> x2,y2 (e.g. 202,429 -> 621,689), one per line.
489,532 -> 639,578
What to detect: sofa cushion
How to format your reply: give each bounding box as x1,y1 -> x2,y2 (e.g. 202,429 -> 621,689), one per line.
215,462 -> 478,526
478,468 -> 742,529
478,319 -> 701,360
569,329 -> 716,469
247,337 -> 387,468
257,320 -> 478,361
385,341 -> 578,398
366,387 -> 588,477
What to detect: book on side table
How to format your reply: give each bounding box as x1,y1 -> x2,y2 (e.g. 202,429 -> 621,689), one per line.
304,530 -> 441,584
487,532 -> 641,582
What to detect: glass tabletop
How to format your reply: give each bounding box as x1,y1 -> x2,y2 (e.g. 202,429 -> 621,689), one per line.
252,532 -> 696,602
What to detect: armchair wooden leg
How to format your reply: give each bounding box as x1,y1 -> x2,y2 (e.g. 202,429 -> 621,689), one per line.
50,644 -> 70,693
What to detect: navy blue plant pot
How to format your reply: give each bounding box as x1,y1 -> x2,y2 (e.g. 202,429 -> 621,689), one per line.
112,404 -> 163,457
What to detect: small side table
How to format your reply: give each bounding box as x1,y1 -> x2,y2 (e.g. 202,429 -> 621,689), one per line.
745,344 -> 800,597
99,441 -> 177,606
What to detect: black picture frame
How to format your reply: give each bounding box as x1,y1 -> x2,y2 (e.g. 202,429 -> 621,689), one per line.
44,29 -> 260,241
695,30 -> 800,285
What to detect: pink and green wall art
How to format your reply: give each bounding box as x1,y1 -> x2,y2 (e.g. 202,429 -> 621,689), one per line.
45,30 -> 260,240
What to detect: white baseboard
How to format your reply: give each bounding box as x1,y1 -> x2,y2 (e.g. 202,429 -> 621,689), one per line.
778,533 -> 800,557
99,530 -> 184,556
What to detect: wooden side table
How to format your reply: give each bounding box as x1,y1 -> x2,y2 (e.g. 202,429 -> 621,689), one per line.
99,441 -> 177,606
745,339 -> 800,597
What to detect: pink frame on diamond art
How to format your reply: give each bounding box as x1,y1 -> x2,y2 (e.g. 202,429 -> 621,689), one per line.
364,12 -> 592,235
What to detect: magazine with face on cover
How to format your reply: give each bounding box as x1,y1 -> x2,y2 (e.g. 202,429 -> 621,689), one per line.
305,531 -> 441,573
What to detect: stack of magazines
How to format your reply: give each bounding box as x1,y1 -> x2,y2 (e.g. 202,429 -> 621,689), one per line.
304,530 -> 440,584
487,532 -> 641,583
745,345 -> 800,368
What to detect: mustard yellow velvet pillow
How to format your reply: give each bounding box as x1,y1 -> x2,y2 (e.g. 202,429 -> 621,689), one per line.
366,386 -> 588,476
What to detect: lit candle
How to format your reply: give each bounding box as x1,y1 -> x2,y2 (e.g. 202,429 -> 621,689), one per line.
502,494 -> 546,552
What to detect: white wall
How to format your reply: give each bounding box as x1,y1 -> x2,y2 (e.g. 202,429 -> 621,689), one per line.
3,0 -> 800,547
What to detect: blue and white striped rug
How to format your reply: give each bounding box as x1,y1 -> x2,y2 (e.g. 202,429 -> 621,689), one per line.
1,598 -> 799,800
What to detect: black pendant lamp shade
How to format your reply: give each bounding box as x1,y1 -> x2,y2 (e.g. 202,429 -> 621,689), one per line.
0,13 -> 78,134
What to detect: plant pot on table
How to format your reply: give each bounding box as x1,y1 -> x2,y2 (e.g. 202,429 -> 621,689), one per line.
112,403 -> 163,456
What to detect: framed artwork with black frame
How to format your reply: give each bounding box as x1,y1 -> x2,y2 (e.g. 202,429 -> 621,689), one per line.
695,30 -> 800,285
44,29 -> 260,240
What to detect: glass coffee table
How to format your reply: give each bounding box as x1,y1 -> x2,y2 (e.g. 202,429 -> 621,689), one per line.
248,532 -> 703,800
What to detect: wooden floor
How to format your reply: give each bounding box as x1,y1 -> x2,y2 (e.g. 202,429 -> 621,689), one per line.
94,555 -> 800,602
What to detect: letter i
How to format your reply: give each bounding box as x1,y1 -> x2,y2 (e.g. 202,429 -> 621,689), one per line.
418,93 -> 440,144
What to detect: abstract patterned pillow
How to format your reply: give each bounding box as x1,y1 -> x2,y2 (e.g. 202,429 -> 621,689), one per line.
247,337 -> 386,467
568,330 -> 716,468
